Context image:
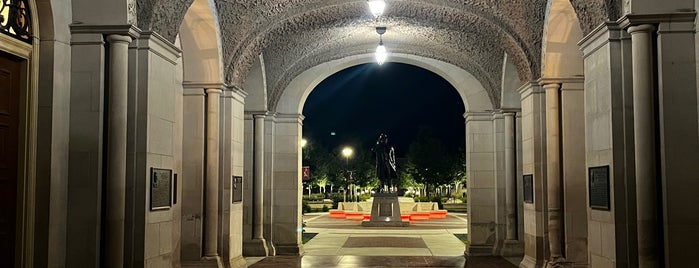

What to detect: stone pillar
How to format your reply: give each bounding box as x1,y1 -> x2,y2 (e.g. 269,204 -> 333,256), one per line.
104,34 -> 132,268
559,79 -> 588,267
463,112 -> 497,256
243,114 -> 269,256
504,112 -> 517,241
181,85 -> 206,262
654,15 -> 699,267
518,82 -> 548,268
272,114 -> 304,255
204,88 -> 221,259
628,24 -> 659,268
580,22 -> 638,267
543,83 -> 564,265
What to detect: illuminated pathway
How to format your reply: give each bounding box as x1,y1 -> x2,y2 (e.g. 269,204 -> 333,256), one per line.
246,213 -> 517,267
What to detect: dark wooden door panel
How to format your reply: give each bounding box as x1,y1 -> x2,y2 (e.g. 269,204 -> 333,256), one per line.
0,52 -> 21,268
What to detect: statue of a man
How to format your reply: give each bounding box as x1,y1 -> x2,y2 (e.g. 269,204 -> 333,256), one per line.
373,133 -> 397,193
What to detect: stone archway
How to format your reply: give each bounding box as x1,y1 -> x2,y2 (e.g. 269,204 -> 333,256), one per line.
178,0 -> 246,266
518,0 -> 587,266
257,52 -> 505,256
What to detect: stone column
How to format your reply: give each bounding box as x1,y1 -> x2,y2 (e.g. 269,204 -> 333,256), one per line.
104,34 -> 132,268
204,88 -> 222,258
544,83 -> 564,264
253,114 -> 266,240
628,24 -> 658,268
504,112 -> 517,241
244,114 -> 269,256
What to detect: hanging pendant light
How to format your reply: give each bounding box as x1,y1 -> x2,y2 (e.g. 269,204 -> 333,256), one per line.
375,27 -> 388,65
367,0 -> 386,17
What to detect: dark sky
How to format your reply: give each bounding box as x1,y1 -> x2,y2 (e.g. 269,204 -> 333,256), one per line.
301,62 -> 466,157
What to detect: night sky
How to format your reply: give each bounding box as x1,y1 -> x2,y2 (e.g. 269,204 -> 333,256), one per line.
301,62 -> 466,157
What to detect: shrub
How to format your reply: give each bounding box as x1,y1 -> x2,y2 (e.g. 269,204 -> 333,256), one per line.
302,201 -> 311,214
322,205 -> 330,212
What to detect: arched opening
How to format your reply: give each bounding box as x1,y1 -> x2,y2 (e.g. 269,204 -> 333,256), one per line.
178,0 -> 247,266
299,62 -> 469,257
518,0 -> 587,266
0,0 -> 48,266
246,52 -> 519,263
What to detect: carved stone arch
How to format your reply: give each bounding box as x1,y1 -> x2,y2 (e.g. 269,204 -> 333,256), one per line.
274,53 -> 494,115
268,45 -> 500,111
179,0 -> 224,84
218,1 -> 546,97
569,0 -> 622,35
541,0 -> 585,78
138,0 -> 194,42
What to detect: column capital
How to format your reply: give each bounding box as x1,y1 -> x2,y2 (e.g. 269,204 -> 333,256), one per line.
542,83 -> 561,91
70,24 -> 140,39
627,24 -> 656,35
106,34 -> 133,44
206,88 -> 223,95
517,82 -> 543,99
253,114 -> 267,120
618,12 -> 695,31
276,113 -> 305,124
464,111 -> 492,122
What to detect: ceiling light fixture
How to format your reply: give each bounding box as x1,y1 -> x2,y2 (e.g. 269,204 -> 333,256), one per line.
375,27 -> 387,65
367,0 -> 386,17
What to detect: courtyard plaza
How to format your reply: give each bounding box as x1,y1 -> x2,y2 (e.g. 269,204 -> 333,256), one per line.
245,213 -> 517,267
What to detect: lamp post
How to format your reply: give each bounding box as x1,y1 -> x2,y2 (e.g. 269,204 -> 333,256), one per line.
342,147 -> 353,202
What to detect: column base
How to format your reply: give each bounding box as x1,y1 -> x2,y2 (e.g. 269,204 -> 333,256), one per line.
274,243 -> 304,256
545,258 -> 574,268
520,255 -> 546,268
500,239 -> 524,257
229,255 -> 247,268
243,238 -> 270,257
465,244 -> 495,257
182,256 -> 223,268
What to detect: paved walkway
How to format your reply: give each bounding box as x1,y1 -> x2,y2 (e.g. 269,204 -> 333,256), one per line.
247,213 -> 519,267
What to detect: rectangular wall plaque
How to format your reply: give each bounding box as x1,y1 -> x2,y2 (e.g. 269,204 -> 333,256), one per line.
589,165 -> 610,210
523,174 -> 534,204
150,168 -> 173,211
232,176 -> 243,203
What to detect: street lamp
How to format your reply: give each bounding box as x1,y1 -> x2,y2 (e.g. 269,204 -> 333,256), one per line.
342,147 -> 353,201
300,138 -> 307,148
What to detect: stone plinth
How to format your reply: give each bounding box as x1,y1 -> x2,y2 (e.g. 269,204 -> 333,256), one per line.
361,193 -> 409,227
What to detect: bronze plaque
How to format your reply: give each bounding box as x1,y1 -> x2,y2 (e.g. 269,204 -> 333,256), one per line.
523,174 -> 534,204
232,176 -> 243,203
589,166 -> 610,210
150,168 -> 172,211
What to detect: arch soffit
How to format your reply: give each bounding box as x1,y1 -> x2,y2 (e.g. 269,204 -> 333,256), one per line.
275,53 -> 492,116
268,44 -> 498,111
541,0 -> 585,78
221,1 -> 544,92
178,0 -> 224,84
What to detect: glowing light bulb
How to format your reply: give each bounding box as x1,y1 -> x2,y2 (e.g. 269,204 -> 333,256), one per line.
375,44 -> 387,65
368,0 -> 386,17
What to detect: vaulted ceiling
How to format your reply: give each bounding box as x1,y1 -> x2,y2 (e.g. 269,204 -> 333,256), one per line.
137,0 -> 620,109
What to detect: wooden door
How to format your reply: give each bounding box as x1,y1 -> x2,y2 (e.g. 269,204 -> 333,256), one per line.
0,51 -> 21,267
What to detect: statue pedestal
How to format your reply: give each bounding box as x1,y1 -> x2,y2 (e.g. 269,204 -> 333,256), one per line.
361,193 -> 409,227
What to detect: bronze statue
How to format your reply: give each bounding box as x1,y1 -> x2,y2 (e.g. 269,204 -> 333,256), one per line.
373,133 -> 397,193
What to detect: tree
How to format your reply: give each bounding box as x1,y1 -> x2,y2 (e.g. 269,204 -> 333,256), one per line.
405,127 -> 466,196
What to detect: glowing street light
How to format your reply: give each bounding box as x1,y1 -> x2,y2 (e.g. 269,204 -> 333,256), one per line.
342,147 -> 353,159
300,139 -> 308,148
342,147 -> 354,201
367,0 -> 386,17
